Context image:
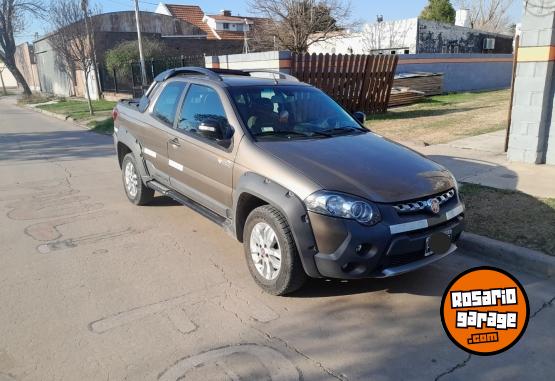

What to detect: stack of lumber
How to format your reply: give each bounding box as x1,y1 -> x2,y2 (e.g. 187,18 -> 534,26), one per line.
388,87 -> 426,107
393,72 -> 443,96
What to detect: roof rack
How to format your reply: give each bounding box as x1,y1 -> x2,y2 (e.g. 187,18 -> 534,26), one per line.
153,66 -> 299,83
153,67 -> 223,82
243,69 -> 299,82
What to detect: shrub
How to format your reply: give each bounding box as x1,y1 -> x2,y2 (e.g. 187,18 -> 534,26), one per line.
105,39 -> 169,77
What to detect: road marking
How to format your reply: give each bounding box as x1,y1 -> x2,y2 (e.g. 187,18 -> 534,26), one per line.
168,160 -> 184,172
24,210 -> 116,241
212,294 -> 279,323
158,344 -> 300,381
164,307 -> 197,335
143,147 -> 157,158
36,227 -> 140,254
88,284 -> 223,334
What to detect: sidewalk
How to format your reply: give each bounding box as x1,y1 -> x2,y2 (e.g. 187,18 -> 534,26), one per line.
402,130 -> 555,198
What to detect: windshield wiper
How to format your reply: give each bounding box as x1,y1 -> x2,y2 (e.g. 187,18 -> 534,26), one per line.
322,126 -> 367,136
254,130 -> 330,139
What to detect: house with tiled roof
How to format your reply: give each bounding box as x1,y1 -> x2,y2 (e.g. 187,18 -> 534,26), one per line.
155,3 -> 263,41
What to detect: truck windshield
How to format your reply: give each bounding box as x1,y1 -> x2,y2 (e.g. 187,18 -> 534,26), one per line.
228,85 -> 367,140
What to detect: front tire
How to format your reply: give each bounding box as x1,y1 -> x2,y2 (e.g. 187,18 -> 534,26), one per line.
121,153 -> 154,205
243,205 -> 307,295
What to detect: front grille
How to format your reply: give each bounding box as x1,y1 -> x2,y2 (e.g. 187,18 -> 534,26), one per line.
393,189 -> 455,214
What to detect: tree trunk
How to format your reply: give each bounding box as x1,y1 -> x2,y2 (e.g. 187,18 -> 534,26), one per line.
84,71 -> 94,116
3,59 -> 32,96
0,70 -> 7,95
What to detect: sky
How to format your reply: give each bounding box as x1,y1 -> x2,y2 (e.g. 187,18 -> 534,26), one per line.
16,0 -> 525,45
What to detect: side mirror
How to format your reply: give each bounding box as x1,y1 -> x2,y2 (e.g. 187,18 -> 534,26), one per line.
198,117 -> 234,148
353,111 -> 366,125
199,118 -> 225,140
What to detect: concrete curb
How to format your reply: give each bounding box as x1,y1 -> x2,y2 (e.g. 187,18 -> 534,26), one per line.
459,232 -> 555,278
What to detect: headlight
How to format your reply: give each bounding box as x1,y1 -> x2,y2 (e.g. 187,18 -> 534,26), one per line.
305,191 -> 381,225
448,171 -> 459,192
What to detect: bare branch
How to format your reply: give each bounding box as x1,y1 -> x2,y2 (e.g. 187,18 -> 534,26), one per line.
455,0 -> 514,33
48,0 -> 99,112
0,0 -> 45,94
248,0 -> 353,53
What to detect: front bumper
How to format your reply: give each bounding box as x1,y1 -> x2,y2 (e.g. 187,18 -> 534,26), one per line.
309,202 -> 465,279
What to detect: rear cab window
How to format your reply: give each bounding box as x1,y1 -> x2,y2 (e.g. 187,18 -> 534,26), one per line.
152,81 -> 187,126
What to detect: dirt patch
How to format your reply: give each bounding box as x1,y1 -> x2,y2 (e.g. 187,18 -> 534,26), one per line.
367,90 -> 510,145
460,183 -> 555,256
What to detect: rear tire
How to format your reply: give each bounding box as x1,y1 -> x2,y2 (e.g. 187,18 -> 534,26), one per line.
121,153 -> 154,206
243,205 -> 307,295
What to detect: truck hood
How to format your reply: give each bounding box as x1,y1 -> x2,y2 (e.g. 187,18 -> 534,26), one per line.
256,133 -> 455,203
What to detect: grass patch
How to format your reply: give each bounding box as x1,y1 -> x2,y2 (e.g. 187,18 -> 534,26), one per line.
367,89 -> 510,145
460,183 -> 555,256
88,118 -> 114,134
37,99 -> 116,120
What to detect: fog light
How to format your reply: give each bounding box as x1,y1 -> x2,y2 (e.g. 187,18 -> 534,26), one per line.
355,244 -> 363,253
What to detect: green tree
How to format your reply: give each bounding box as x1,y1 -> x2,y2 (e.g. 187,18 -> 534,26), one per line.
420,0 -> 456,24
105,39 -> 168,77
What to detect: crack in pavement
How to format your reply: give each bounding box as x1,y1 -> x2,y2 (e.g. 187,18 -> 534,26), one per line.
530,295 -> 555,319
434,294 -> 555,380
435,353 -> 472,381
208,258 -> 347,381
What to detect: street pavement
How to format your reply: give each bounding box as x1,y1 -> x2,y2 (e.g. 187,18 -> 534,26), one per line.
0,96 -> 554,381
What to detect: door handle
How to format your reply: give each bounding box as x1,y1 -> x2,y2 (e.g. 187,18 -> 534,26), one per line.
169,137 -> 180,147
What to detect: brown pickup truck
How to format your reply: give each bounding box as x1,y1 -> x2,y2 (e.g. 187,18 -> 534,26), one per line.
112,67 -> 464,295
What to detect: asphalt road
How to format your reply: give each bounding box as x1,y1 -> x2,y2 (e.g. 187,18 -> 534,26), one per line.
0,96 -> 553,381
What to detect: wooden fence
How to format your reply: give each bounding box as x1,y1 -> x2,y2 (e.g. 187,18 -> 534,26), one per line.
291,53 -> 399,114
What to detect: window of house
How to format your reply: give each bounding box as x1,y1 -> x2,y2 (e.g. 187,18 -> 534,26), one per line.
223,23 -> 230,30
177,84 -> 228,139
404,49 -> 410,54
152,82 -> 186,126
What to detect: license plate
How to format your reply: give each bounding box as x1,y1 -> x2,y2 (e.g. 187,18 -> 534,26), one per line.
425,229 -> 452,256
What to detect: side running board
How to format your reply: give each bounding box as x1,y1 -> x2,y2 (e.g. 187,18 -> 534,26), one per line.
147,180 -> 233,234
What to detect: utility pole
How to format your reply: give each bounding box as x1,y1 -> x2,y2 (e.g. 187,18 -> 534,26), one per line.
134,0 -> 148,87
242,19 -> 249,54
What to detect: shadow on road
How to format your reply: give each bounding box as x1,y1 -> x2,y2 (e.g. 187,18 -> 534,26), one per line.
292,262 -> 455,299
0,130 -> 114,162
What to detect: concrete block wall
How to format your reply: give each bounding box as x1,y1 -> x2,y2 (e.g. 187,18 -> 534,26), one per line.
507,3 -> 555,165
205,51 -> 292,74
206,51 -> 513,93
397,54 -> 513,92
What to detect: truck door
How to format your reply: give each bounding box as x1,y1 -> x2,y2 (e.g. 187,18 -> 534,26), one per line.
166,84 -> 237,217
140,81 -> 187,184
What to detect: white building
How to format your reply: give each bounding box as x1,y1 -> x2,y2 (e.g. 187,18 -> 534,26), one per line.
0,64 -> 18,90
309,11 -> 513,55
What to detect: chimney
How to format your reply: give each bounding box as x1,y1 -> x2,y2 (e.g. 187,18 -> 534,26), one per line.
220,10 -> 232,17
455,9 -> 470,28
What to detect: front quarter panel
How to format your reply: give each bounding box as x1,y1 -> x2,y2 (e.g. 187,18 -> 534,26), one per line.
233,172 -> 322,278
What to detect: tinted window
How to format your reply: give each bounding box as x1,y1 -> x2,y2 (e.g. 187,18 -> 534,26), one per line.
152,82 -> 186,125
228,85 -> 366,140
177,84 -> 228,139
